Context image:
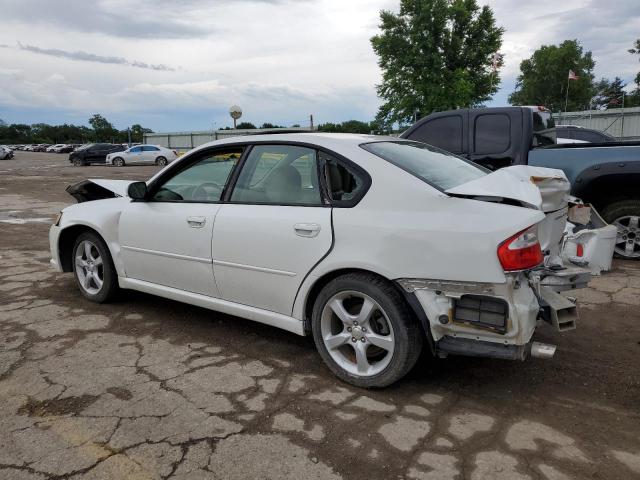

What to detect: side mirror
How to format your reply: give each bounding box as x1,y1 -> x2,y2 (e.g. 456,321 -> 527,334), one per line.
127,181 -> 147,200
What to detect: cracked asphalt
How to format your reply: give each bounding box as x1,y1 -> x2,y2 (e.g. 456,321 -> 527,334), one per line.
1,151 -> 640,480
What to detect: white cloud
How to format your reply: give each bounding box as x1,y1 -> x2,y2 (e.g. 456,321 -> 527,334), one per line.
0,0 -> 638,129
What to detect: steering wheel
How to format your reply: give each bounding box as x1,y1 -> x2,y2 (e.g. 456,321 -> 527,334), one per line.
192,182 -> 222,201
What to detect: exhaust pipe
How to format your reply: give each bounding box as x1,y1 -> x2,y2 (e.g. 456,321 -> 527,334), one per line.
530,342 -> 557,359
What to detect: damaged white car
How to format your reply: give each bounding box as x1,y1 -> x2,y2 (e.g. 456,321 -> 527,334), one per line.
50,134 -> 587,387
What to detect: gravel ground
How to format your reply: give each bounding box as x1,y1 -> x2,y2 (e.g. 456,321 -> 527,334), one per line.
1,151 -> 639,480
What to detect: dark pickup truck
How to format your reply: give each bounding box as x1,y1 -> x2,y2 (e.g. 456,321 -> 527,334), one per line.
402,106 -> 640,259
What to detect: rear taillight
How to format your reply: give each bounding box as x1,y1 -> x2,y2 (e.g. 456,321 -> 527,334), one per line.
497,225 -> 544,271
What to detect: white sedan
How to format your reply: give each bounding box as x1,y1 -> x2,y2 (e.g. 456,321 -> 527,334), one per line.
106,145 -> 178,167
50,133 -> 581,387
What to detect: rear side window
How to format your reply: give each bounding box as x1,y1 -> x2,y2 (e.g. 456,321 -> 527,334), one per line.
321,152 -> 366,206
230,145 -> 322,205
361,141 -> 486,191
474,114 -> 511,155
407,116 -> 463,153
143,146 -> 160,151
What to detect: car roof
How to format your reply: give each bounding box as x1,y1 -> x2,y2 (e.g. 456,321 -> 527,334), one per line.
194,132 -> 399,152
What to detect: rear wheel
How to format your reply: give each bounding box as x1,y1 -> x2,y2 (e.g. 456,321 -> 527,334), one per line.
72,232 -> 119,302
311,273 -> 423,388
601,199 -> 640,259
156,156 -> 168,166
113,157 -> 125,167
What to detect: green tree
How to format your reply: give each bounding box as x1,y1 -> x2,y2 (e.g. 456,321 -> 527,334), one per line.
627,38 -> 640,108
593,77 -> 626,109
260,122 -> 283,129
509,40 -> 595,112
129,124 -> 153,143
236,122 -> 256,129
371,0 -> 504,127
89,114 -> 118,141
318,120 -> 373,133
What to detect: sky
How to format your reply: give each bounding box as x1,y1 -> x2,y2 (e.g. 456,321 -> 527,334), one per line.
0,0 -> 638,132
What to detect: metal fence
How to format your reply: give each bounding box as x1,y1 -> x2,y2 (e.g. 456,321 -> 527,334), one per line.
555,106 -> 640,140
143,127 -> 314,152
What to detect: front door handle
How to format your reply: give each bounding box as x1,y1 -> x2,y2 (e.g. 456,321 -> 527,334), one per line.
294,223 -> 320,237
187,216 -> 206,228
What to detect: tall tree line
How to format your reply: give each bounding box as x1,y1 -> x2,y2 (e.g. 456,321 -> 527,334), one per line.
0,114 -> 153,144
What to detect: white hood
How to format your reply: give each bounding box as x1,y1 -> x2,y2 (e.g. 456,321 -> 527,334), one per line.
445,166 -> 570,213
88,179 -> 137,197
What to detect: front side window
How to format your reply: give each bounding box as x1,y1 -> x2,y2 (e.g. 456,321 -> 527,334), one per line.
152,149 -> 242,202
230,145 -> 322,205
129,146 -> 142,153
361,141 -> 486,191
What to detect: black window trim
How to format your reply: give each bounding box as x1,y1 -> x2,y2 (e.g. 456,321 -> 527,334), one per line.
142,140 -> 371,208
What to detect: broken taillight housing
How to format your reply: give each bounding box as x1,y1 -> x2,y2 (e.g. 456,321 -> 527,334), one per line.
497,225 -> 544,271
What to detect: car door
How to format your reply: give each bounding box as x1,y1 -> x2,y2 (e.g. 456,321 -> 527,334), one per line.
212,144 -> 332,315
141,146 -> 159,163
118,147 -> 243,296
127,146 -> 144,164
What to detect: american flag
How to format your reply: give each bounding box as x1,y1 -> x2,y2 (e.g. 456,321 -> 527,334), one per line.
568,70 -> 579,80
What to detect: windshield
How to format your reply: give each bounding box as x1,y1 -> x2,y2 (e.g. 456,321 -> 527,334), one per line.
361,141 -> 487,191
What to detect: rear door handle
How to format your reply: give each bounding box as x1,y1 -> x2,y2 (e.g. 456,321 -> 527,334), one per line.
187,216 -> 206,228
294,223 -> 320,237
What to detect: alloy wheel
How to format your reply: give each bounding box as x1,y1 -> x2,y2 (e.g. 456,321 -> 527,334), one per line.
75,240 -> 104,295
613,215 -> 640,258
320,291 -> 395,377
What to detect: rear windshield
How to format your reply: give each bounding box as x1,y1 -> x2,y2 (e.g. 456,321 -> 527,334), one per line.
361,141 -> 486,191
532,111 -> 556,146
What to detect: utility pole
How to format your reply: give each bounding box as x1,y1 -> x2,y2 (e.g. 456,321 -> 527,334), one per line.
621,92 -> 625,138
309,114 -> 314,130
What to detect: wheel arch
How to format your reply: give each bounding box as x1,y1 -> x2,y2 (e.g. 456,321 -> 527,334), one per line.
58,224 -> 105,272
573,168 -> 640,210
300,267 -> 434,351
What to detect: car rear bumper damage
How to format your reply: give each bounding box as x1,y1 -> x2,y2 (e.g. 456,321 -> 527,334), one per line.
397,272 -> 580,361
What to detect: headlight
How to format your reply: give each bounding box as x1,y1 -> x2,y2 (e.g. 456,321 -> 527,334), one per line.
53,211 -> 63,226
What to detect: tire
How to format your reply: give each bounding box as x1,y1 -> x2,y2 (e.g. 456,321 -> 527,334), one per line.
72,232 -> 119,302
156,156 -> 168,166
311,273 -> 423,388
600,199 -> 640,260
112,157 -> 125,167
72,158 -> 85,167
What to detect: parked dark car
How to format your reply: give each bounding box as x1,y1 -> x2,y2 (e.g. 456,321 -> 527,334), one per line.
69,143 -> 125,166
58,144 -> 77,153
402,106 -> 640,259
556,125 -> 616,143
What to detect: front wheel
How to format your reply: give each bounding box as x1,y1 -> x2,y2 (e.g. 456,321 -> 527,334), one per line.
112,157 -> 125,167
72,232 -> 119,302
156,156 -> 168,166
600,199 -> 640,259
72,158 -> 85,167
311,273 -> 423,388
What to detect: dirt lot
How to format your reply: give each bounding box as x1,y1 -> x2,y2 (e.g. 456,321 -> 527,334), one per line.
1,151 -> 639,479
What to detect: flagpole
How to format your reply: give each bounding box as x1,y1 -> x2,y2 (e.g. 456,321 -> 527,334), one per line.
564,74 -> 570,123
